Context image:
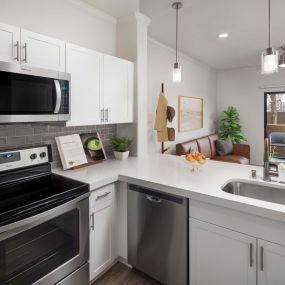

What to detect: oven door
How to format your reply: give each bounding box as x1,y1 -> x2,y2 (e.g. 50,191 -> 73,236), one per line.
0,62 -> 70,123
0,193 -> 89,285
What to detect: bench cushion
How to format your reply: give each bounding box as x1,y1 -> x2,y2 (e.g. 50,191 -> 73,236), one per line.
212,155 -> 249,165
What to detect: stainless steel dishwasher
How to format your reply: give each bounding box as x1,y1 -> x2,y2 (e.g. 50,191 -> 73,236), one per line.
128,184 -> 188,285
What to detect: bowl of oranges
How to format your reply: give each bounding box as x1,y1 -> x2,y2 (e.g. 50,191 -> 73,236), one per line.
184,152 -> 207,172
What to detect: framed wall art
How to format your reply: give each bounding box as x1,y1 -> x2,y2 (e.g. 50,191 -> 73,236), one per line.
178,96 -> 203,132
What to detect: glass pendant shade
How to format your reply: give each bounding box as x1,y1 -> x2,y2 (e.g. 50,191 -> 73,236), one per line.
172,2 -> 183,83
172,62 -> 181,83
261,48 -> 278,74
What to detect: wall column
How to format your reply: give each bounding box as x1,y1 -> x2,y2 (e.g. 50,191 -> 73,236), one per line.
116,13 -> 151,157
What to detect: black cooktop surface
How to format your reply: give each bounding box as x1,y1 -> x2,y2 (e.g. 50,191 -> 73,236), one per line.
0,165 -> 89,226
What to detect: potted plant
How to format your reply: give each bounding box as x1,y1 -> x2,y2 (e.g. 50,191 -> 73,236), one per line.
111,136 -> 132,160
218,106 -> 247,143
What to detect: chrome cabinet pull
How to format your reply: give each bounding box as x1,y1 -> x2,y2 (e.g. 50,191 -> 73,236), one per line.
260,246 -> 264,271
22,43 -> 28,63
101,109 -> 104,123
249,243 -> 253,267
96,191 -> 111,201
104,108 -> 108,123
14,41 -> 19,61
90,212 -> 95,231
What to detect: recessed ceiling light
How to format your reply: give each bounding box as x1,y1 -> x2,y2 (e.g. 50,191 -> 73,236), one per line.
219,33 -> 229,39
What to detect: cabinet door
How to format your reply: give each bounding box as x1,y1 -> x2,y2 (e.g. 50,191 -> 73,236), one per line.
103,55 -> 133,124
190,219 -> 256,285
258,239 -> 285,285
89,184 -> 115,281
66,43 -> 102,126
21,29 -> 65,71
0,22 -> 20,63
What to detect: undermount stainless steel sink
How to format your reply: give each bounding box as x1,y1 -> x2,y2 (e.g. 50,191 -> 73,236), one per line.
222,180 -> 285,205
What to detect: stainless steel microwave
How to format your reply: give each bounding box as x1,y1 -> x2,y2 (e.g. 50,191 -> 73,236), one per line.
0,62 -> 71,123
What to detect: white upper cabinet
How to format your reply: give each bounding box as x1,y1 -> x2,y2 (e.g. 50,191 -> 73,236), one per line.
190,219 -> 256,285
21,29 -> 65,71
103,55 -> 134,124
66,43 -> 102,126
258,239 -> 285,285
0,23 -> 20,63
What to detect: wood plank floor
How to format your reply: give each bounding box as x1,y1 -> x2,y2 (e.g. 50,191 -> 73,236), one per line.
92,262 -> 161,285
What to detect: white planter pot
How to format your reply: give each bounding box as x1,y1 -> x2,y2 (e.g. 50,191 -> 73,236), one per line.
114,151 -> 130,160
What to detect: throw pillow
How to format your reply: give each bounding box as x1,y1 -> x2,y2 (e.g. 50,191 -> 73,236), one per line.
215,140 -> 233,156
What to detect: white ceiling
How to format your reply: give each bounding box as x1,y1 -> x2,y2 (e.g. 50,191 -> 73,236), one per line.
141,0 -> 285,70
80,0 -> 285,70
80,0 -> 139,18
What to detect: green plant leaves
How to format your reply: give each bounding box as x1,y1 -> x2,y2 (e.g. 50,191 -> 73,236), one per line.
111,136 -> 133,152
218,106 -> 247,144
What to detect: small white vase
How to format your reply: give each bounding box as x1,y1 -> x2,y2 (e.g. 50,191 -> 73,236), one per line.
114,151 -> 130,160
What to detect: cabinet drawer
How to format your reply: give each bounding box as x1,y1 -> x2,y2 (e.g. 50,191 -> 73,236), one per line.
91,185 -> 114,206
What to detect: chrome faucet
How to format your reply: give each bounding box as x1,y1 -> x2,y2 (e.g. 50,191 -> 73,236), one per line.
263,138 -> 278,181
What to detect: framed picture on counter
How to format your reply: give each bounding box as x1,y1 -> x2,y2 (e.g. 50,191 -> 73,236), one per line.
80,133 -> 107,161
178,96 -> 203,132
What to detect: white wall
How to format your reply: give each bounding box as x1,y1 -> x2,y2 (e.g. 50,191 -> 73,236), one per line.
217,67 -> 285,166
0,0 -> 116,55
147,39 -> 217,154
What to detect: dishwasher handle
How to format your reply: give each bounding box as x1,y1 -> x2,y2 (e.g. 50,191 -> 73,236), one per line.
129,184 -> 187,205
146,195 -> 162,203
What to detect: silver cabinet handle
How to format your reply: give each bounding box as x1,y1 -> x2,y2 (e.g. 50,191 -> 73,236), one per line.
14,41 -> 19,61
146,195 -> 162,203
90,212 -> 95,231
105,108 -> 108,123
96,191 -> 111,201
22,43 -> 28,63
54,80 -> 62,114
101,108 -> 104,123
250,243 -> 253,267
260,246 -> 264,271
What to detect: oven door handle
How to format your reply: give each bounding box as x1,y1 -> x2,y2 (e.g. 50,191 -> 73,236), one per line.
0,192 -> 89,241
54,79 -> 62,114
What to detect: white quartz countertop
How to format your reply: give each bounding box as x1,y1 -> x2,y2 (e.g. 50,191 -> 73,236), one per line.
53,154 -> 285,221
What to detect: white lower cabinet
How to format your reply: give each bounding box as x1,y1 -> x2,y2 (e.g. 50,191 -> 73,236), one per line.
190,218 -> 285,285
89,184 -> 115,281
190,218 -> 256,285
258,239 -> 285,285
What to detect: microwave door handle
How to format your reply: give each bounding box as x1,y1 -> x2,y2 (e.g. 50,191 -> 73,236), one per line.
54,79 -> 62,114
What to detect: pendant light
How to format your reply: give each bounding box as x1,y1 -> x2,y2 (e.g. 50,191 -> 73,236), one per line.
279,46 -> 285,68
172,2 -> 183,83
261,0 -> 278,74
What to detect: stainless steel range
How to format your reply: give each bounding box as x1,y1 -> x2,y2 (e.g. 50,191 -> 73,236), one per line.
0,145 -> 89,285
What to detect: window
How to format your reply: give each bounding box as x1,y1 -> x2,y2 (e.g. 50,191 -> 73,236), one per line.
264,92 -> 285,161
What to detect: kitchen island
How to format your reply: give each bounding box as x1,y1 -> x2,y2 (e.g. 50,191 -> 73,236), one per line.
54,154 -> 285,285
54,154 -> 285,220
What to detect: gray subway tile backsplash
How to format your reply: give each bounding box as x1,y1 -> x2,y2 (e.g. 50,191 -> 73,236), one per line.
0,123 -> 117,168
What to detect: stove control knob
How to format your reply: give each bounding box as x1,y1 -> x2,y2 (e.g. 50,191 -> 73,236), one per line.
40,152 -> 47,158
30,153 -> 37,160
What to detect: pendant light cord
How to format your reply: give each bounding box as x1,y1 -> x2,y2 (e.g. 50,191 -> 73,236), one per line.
269,0 -> 271,48
176,4 -> 178,63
